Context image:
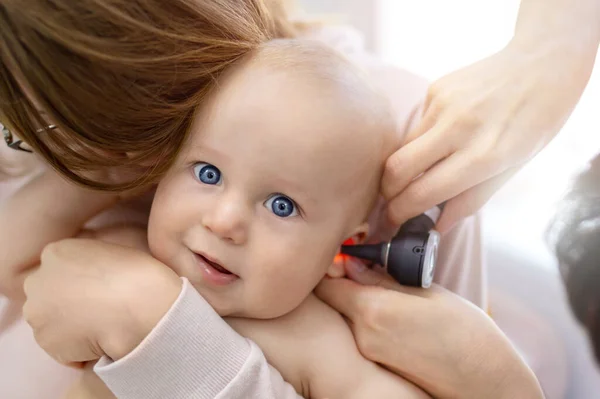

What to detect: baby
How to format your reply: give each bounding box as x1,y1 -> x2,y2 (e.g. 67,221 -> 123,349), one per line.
5,39 -> 429,398
144,38 -> 427,398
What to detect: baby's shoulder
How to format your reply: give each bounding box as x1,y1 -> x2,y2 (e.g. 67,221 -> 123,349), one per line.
228,294 -> 348,342
226,294 -> 358,397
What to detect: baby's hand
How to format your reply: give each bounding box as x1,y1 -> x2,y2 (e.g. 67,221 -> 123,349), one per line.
23,236 -> 181,366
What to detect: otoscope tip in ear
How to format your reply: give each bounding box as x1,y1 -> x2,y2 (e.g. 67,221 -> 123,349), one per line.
340,243 -> 385,266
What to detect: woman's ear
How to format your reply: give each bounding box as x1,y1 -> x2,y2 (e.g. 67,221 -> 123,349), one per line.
327,222 -> 370,278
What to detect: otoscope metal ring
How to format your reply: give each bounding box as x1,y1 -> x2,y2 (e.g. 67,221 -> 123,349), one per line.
421,230 -> 440,288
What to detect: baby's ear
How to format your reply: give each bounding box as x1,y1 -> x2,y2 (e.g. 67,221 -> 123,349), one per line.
326,223 -> 369,278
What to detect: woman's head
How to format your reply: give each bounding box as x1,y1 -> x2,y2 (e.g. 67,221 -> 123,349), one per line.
0,0 -> 297,190
548,153 -> 600,362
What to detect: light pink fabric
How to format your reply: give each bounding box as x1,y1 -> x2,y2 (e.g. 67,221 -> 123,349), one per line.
95,278 -> 301,399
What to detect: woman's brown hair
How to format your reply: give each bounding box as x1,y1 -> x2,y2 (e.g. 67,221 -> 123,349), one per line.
0,0 -> 297,190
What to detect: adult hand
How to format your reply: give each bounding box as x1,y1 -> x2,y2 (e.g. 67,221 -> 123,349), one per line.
22,238 -> 181,366
383,37 -> 598,233
315,259 -> 544,399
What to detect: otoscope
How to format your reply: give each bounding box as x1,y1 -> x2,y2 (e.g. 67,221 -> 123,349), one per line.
340,203 -> 445,288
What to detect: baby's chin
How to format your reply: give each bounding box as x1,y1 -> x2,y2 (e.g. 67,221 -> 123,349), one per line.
207,294 -> 307,320
188,277 -> 316,320
218,305 -> 295,320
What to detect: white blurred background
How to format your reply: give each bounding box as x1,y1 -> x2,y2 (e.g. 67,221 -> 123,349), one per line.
299,1 -> 600,398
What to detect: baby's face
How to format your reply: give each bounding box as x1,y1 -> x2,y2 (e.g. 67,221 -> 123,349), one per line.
148,50 -> 387,318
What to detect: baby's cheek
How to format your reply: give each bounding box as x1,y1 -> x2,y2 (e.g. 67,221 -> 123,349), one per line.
249,267 -> 316,318
147,219 -> 169,260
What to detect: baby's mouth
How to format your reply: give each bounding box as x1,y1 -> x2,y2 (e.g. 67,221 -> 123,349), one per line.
196,253 -> 234,275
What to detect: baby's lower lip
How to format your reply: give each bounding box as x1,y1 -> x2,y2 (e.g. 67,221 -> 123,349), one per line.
194,254 -> 239,286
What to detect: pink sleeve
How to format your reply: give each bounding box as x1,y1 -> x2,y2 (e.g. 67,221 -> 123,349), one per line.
95,278 -> 302,399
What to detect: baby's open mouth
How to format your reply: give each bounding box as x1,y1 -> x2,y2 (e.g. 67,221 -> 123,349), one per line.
197,253 -> 233,275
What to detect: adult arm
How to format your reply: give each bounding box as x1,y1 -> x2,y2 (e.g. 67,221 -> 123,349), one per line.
0,170 -> 118,299
315,262 -> 544,399
383,0 -> 600,232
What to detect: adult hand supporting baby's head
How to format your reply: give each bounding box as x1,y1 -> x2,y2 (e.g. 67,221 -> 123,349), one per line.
22,237 -> 182,366
381,33 -> 597,234
315,259 -> 544,399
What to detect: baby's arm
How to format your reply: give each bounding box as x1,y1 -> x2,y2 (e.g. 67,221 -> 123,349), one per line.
62,226 -> 149,399
0,169 -> 119,299
227,294 -> 430,399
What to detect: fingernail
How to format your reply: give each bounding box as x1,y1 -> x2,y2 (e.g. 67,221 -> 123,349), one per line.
346,258 -> 367,273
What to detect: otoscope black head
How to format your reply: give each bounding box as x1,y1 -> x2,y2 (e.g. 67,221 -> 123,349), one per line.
340,228 -> 440,288
386,231 -> 430,286
339,204 -> 444,288
339,243 -> 386,265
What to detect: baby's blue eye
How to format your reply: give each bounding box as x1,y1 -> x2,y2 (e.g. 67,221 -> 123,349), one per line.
264,195 -> 298,218
193,163 -> 222,185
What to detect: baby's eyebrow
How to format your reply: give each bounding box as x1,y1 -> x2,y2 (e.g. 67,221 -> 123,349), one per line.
271,177 -> 319,208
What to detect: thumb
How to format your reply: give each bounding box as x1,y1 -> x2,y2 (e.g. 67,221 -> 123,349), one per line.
315,276 -> 368,320
346,258 -> 428,297
344,258 -> 388,286
345,258 -> 409,292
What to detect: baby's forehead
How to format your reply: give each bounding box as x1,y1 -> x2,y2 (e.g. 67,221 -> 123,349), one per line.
210,39 -> 393,144
191,39 -> 394,203
246,39 -> 383,110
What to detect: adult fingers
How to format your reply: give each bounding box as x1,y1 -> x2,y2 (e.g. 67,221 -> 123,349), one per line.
382,123 -> 454,203
401,103 -> 438,146
345,258 -> 406,291
385,144 -> 502,226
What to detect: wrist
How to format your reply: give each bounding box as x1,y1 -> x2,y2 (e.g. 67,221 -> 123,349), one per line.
512,0 -> 600,51
100,270 -> 183,361
492,372 -> 544,399
466,341 -> 543,399
492,357 -> 544,399
511,18 -> 599,61
505,33 -> 597,95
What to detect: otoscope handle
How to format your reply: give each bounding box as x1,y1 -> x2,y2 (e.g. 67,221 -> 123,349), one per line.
397,202 -> 445,236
